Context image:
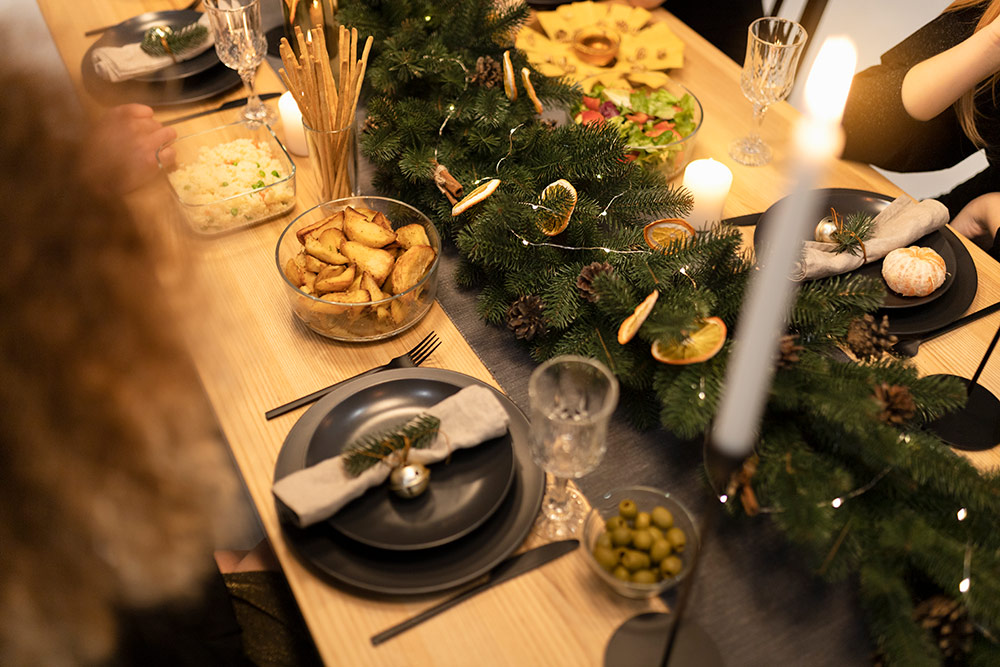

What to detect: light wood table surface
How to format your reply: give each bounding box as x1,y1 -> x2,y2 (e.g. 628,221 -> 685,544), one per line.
33,0 -> 1000,664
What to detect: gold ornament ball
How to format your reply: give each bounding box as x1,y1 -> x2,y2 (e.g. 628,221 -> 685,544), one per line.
389,463 -> 431,498
814,216 -> 839,243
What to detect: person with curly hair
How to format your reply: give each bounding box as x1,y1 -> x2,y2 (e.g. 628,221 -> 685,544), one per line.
0,55 -> 319,667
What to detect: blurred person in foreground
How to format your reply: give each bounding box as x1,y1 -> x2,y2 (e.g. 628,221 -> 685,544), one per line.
842,0 -> 1000,257
0,57 -> 318,666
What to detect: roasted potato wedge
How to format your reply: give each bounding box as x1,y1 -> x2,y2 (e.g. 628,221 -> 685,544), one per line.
314,263 -> 356,293
388,245 -> 437,294
302,252 -> 329,273
305,228 -> 350,265
340,241 -> 395,285
344,213 -> 397,248
295,210 -> 344,243
395,223 -> 431,249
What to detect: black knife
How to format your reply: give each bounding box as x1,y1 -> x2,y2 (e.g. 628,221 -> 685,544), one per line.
894,301 -> 1000,357
722,212 -> 762,227
370,539 -> 579,646
164,92 -> 283,126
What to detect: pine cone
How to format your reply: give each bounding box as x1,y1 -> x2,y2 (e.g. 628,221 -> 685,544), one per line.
777,333 -> 804,369
912,595 -> 974,664
537,118 -> 558,130
507,295 -> 547,341
362,116 -> 382,133
576,261 -> 613,302
471,55 -> 503,89
846,314 -> 898,360
874,382 -> 916,425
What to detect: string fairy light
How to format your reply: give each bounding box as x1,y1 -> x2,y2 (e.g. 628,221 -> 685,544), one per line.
507,226 -> 650,255
495,123 -> 524,173
735,465 -> 895,514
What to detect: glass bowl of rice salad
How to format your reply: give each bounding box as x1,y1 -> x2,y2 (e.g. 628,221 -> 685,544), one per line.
158,120 -> 296,235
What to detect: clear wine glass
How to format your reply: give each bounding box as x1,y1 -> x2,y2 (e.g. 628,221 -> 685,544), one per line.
729,17 -> 807,167
529,355 -> 619,539
203,0 -> 274,124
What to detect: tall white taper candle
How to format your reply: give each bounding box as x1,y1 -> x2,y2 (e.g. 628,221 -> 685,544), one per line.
712,38 -> 858,458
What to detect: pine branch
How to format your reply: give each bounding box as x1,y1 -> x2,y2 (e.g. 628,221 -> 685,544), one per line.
342,414 -> 441,476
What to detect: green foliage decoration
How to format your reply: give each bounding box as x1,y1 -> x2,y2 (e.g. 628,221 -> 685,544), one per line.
336,1 -> 1000,663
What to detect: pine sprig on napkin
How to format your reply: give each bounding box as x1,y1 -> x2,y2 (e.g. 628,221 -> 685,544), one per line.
341,414 -> 441,477
140,22 -> 209,58
830,211 -> 876,257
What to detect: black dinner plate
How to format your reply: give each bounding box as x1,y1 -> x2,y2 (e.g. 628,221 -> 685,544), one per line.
273,368 -> 545,596
81,11 -> 241,107
306,378 -> 516,551
755,188 -> 957,309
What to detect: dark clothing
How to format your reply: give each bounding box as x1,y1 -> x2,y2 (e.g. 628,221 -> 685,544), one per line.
668,1 -> 764,63
841,5 -> 998,219
111,568 -> 321,667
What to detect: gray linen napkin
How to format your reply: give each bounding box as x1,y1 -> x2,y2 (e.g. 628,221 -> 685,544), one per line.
272,384 -> 510,528
793,196 -> 949,280
91,15 -> 215,83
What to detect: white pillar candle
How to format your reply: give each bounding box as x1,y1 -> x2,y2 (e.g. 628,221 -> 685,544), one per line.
712,38 -> 857,458
278,91 -> 309,157
682,158 -> 733,232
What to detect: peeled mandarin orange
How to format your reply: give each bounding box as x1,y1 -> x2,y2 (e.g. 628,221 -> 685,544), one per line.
537,179 -> 577,235
651,316 -> 726,365
881,246 -> 947,297
502,51 -> 517,101
617,290 -> 659,344
643,218 -> 695,251
521,67 -> 543,114
451,178 -> 500,216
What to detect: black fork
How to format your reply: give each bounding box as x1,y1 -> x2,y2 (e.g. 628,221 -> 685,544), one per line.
265,331 -> 441,420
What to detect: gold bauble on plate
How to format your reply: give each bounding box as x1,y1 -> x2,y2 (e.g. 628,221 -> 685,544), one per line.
814,216 -> 839,243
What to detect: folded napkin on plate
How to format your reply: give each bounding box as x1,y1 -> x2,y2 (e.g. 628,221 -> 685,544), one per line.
272,384 -> 510,528
91,15 -> 215,83
793,196 -> 949,280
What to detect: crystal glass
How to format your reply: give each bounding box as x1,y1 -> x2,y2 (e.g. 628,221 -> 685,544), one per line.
529,355 -> 619,539
729,17 -> 807,167
203,0 -> 275,123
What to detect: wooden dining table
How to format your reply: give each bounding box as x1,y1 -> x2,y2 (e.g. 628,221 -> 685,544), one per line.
33,0 -> 1000,664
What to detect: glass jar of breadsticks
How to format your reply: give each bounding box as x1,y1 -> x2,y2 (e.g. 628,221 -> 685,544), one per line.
279,24 -> 372,202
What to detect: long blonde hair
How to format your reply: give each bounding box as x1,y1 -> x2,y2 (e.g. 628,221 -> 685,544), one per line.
0,63 -> 243,664
947,0 -> 1000,146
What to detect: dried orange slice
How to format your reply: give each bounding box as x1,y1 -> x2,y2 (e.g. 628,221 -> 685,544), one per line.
643,218 -> 695,251
451,178 -> 500,216
617,290 -> 659,344
521,67 -> 543,114
537,178 -> 577,235
651,316 -> 726,365
502,50 -> 517,101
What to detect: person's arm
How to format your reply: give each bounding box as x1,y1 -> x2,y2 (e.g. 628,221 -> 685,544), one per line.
901,14 -> 1000,121
949,191 -> 1000,249
82,104 -> 177,195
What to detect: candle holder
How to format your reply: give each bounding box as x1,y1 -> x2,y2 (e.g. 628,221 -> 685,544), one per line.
572,27 -> 621,67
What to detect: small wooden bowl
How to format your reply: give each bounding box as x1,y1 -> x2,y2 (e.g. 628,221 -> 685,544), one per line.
572,27 -> 621,67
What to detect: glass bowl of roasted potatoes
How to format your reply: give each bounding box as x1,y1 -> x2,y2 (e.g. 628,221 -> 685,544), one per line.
276,196 -> 440,341
582,486 -> 699,599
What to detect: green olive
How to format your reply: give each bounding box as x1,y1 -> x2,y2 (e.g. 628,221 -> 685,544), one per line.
611,526 -> 633,547
606,515 -> 628,532
618,499 -> 638,520
647,526 -> 664,542
666,527 -> 687,552
593,546 -> 618,571
660,555 -> 683,577
634,511 -> 651,530
613,565 -> 631,581
649,538 -> 672,564
631,569 -> 658,584
651,506 -> 674,529
596,532 -> 613,549
631,529 -> 653,551
622,549 -> 651,572
614,546 -> 630,562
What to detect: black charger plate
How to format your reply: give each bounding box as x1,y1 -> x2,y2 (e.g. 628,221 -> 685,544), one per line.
81,10 -> 241,107
273,368 -> 545,595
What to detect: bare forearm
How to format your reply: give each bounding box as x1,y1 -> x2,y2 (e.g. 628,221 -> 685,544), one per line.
901,20 -> 1000,121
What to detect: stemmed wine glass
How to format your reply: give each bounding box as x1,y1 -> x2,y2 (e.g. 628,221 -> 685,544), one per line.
729,17 -> 807,166
203,0 -> 275,123
529,355 -> 619,539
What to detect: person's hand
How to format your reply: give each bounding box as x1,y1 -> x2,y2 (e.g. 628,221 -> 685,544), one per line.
950,192 -> 1000,249
83,103 -> 177,195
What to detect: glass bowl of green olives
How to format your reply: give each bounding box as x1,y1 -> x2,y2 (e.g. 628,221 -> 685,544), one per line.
582,486 -> 699,599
